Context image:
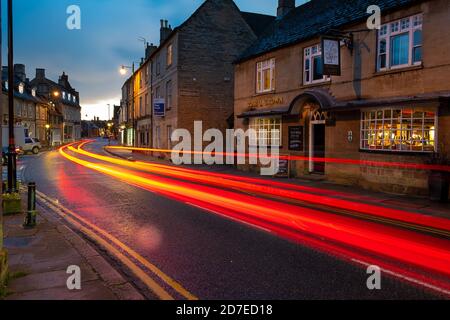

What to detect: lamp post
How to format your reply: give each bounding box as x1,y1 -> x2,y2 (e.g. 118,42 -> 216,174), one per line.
7,0 -> 17,194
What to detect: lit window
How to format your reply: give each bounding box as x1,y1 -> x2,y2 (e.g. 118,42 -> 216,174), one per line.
256,59 -> 275,93
360,107 -> 436,152
62,92 -> 66,99
18,83 -> 24,94
303,44 -> 329,85
167,44 -> 173,67
378,14 -> 423,71
166,81 -> 172,110
249,117 -> 282,147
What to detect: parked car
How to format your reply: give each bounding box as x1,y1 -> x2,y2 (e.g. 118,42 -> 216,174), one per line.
22,138 -> 42,155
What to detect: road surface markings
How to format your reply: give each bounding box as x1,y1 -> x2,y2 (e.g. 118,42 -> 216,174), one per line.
35,189 -> 198,301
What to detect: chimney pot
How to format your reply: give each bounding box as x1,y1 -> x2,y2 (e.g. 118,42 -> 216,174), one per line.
277,0 -> 295,18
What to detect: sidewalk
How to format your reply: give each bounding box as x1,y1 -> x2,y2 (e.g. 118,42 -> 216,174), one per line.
104,147 -> 450,220
2,190 -> 144,300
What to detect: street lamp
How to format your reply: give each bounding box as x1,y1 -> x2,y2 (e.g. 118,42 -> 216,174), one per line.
52,90 -> 60,98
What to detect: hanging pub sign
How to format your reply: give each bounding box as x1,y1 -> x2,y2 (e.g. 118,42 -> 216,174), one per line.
288,126 -> 304,151
321,37 -> 341,76
153,98 -> 166,117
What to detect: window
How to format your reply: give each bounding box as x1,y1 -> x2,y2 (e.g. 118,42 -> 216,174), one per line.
167,44 -> 173,67
256,59 -> 275,93
156,55 -> 161,75
156,126 -> 161,149
361,107 -> 436,152
18,83 -> 24,94
378,14 -> 423,71
167,125 -> 172,148
304,44 -> 329,84
145,93 -> 149,115
139,97 -> 143,117
166,81 -> 172,110
249,117 -> 282,147
62,92 -> 66,100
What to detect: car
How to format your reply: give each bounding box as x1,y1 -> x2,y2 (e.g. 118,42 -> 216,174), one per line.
22,138 -> 42,155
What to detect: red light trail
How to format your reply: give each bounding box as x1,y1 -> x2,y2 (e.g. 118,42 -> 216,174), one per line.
59,141 -> 450,295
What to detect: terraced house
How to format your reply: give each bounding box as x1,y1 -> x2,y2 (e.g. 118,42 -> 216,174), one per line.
234,0 -> 450,197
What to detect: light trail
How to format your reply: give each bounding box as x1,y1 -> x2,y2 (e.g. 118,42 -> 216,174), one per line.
75,143 -> 450,234
59,144 -> 450,295
106,145 -> 450,172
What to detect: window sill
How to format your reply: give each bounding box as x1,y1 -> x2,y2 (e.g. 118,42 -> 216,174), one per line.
253,90 -> 276,97
373,64 -> 423,77
359,148 -> 434,156
300,80 -> 331,89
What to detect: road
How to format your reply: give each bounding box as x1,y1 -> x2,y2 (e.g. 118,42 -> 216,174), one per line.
18,139 -> 449,300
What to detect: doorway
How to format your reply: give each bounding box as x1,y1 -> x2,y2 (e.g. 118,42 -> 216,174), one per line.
309,112 -> 326,174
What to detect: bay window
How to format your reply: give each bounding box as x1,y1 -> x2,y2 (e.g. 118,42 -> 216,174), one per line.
361,107 -> 436,152
256,59 -> 275,93
378,14 -> 423,71
304,44 -> 329,85
249,117 -> 282,147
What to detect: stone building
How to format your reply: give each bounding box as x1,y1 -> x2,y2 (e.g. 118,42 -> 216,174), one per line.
30,69 -> 82,143
120,0 -> 275,152
234,0 -> 450,196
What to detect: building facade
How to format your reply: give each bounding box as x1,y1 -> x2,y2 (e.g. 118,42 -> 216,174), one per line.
120,0 -> 275,153
30,69 -> 82,144
234,0 -> 450,196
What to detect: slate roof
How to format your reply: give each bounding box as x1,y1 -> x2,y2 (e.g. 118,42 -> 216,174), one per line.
237,0 -> 419,63
240,12 -> 276,37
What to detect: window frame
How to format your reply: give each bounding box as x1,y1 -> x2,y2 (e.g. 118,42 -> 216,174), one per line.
303,44 -> 330,85
167,44 -> 173,67
360,106 -> 437,153
377,14 -> 423,72
249,117 -> 282,147
256,58 -> 276,94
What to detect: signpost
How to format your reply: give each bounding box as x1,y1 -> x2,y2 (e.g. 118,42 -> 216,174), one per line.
153,98 -> 166,117
321,37 -> 341,76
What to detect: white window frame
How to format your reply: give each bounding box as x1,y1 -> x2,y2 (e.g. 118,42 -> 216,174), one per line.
303,44 -> 331,85
249,117 -> 282,147
377,14 -> 423,72
360,107 -> 437,153
256,58 -> 275,94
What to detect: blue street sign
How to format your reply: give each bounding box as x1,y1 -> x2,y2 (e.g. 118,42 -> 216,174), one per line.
154,98 -> 165,117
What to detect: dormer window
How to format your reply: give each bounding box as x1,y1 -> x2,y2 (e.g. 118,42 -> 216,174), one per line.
62,91 -> 66,99
32,88 -> 37,97
68,93 -> 72,101
18,83 -> 24,94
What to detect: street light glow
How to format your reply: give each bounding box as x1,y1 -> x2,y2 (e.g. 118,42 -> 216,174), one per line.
119,66 -> 128,75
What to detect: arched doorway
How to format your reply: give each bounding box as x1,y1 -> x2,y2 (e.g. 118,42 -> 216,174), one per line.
289,89 -> 334,175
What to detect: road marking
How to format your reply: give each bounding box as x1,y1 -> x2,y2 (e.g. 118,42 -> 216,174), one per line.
36,190 -> 198,301
352,259 -> 450,297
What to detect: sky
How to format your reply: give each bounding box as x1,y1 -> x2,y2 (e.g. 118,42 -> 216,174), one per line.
1,0 -> 304,120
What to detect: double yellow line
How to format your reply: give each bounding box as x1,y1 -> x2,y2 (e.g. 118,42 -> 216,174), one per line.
35,189 -> 198,301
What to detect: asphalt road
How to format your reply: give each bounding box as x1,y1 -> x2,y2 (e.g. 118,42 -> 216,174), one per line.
18,140 -> 446,300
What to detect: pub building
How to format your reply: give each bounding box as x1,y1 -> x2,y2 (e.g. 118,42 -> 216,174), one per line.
234,0 -> 450,197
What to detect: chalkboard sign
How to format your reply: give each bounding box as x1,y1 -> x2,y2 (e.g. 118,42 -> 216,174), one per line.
275,157 -> 290,178
289,126 -> 304,151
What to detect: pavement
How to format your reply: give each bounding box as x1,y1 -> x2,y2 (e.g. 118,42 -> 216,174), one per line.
2,187 -> 144,300
8,139 -> 449,300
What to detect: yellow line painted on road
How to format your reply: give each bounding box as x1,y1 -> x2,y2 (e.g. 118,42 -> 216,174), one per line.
36,190 -> 198,301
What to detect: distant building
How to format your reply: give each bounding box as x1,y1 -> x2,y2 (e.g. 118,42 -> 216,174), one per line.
30,69 -> 82,143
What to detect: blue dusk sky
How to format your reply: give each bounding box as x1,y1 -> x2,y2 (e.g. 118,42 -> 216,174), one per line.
1,0 -> 306,120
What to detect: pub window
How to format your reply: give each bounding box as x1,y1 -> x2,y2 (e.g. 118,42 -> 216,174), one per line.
377,14 -> 423,71
360,107 -> 436,152
303,44 -> 329,85
256,58 -> 275,93
249,117 -> 282,147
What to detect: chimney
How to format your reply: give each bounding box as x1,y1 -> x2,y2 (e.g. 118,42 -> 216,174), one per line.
14,64 -> 26,82
277,0 -> 295,18
36,68 -> 46,79
160,19 -> 173,45
59,71 -> 69,86
145,43 -> 157,59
